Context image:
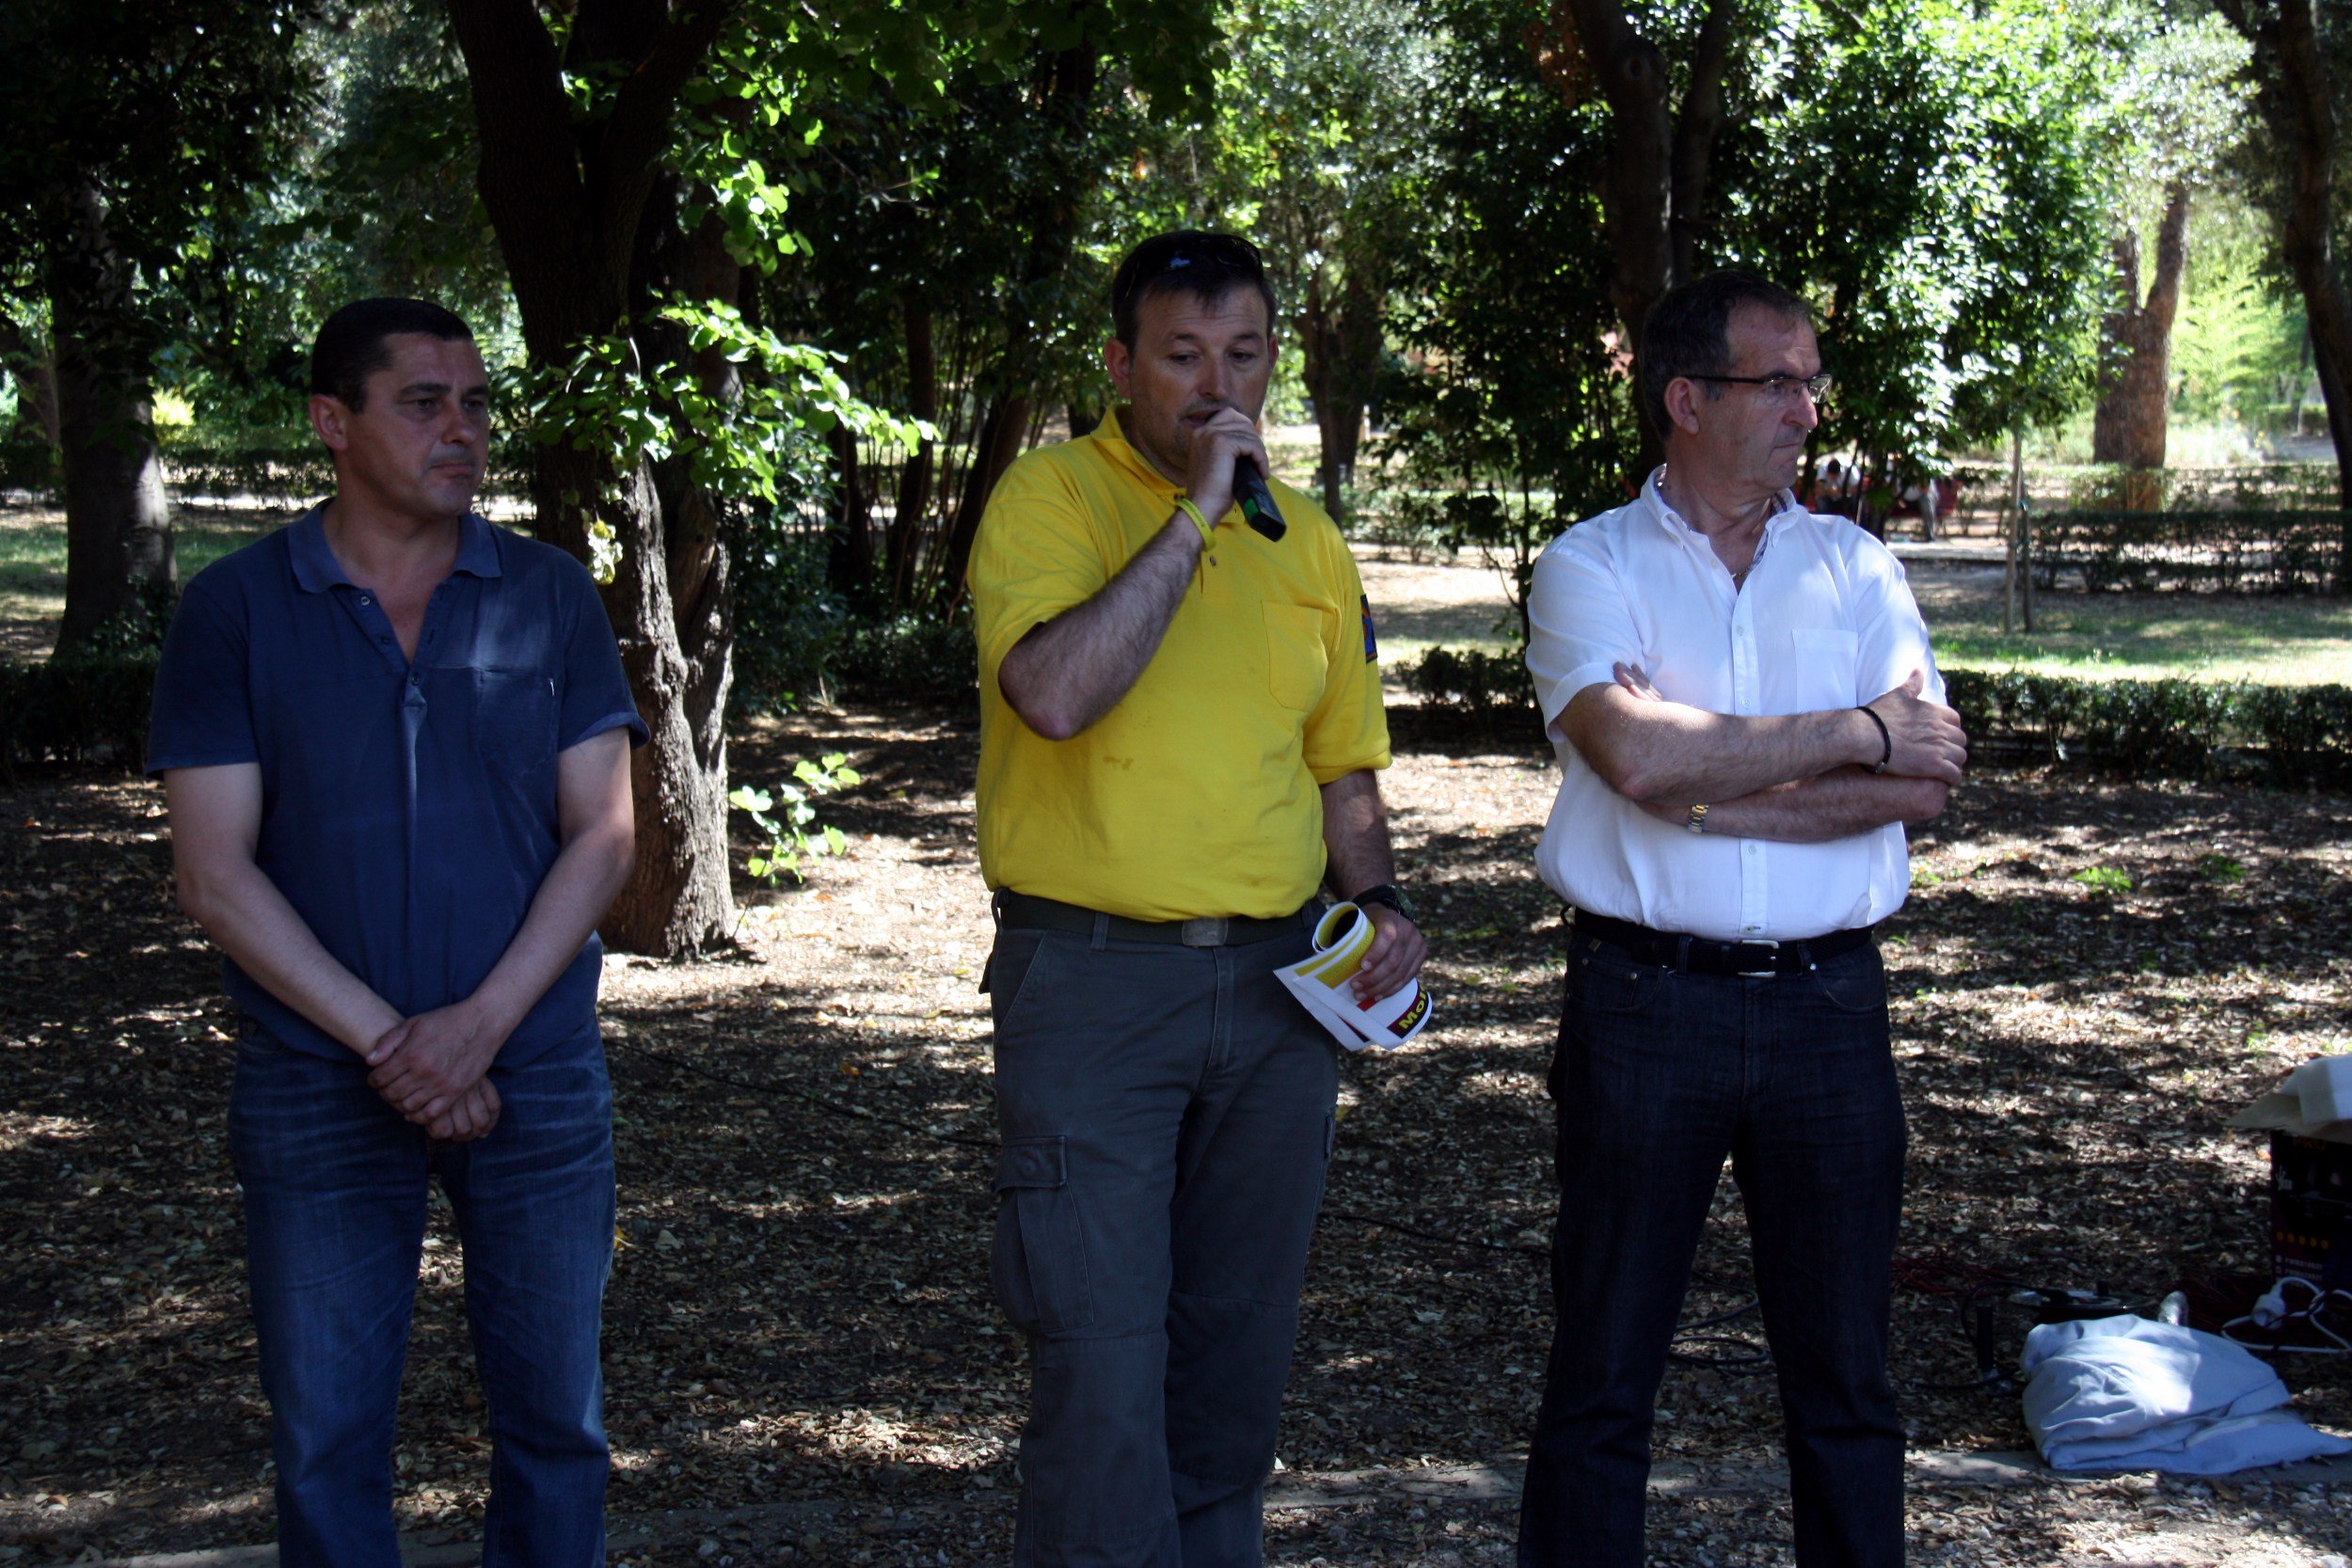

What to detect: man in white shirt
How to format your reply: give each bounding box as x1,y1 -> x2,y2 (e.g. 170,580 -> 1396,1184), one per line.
1515,272 -> 1967,1568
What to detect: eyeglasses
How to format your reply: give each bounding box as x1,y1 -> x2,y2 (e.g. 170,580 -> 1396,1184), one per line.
1691,372 -> 1834,403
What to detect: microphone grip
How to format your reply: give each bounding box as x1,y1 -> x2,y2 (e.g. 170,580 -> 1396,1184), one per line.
1232,455 -> 1287,542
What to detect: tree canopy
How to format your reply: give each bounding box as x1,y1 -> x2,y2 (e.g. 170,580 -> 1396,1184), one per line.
3,0 -> 2344,949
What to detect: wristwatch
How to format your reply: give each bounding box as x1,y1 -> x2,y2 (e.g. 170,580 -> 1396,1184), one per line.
1685,802 -> 1709,835
1348,882 -> 1419,923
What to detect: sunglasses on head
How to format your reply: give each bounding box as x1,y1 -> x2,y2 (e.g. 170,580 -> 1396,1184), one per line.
1127,233 -> 1264,283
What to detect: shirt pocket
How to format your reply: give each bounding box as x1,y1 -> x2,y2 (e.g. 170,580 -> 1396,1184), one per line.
473,668 -> 559,779
1264,603 -> 1330,713
1788,627 -> 1861,708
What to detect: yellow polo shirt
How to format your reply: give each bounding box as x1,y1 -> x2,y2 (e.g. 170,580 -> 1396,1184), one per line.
969,407 -> 1391,921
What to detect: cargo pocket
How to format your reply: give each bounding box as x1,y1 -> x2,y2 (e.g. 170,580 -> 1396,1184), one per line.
991,1134 -> 1094,1337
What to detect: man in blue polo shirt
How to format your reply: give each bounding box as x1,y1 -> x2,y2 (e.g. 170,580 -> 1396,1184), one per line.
148,297 -> 645,1568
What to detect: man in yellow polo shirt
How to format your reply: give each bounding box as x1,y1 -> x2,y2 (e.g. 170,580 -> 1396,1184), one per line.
968,230 -> 1426,1567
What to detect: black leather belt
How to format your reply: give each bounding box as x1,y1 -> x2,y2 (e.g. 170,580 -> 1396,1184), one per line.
1573,910 -> 1872,976
993,890 -> 1314,948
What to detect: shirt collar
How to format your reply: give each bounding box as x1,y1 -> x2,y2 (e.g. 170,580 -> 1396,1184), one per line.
288,505 -> 503,594
1089,405 -> 1184,494
1639,467 -> 1805,542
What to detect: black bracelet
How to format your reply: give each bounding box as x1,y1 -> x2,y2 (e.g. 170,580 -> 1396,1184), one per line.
1856,705 -> 1892,774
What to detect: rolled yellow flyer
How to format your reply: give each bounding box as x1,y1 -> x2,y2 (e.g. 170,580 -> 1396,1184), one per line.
1275,902 -> 1436,1052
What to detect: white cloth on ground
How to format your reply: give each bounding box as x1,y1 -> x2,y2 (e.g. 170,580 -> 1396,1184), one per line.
2020,1314 -> 2352,1475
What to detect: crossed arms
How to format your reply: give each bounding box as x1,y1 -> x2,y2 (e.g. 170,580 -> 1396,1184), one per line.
1558,664 -> 1964,840
164,729 -> 634,1140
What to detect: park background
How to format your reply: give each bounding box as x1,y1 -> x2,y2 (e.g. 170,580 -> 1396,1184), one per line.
4,0 -> 2352,1562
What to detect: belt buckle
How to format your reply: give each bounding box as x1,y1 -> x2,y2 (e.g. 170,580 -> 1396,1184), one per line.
1180,917 -> 1229,947
1732,938 -> 1782,978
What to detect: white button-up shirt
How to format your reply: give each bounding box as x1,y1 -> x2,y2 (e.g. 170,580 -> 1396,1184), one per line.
1525,470 -> 1945,941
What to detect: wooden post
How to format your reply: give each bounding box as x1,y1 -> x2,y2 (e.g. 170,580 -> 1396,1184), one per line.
2004,429 -> 2021,636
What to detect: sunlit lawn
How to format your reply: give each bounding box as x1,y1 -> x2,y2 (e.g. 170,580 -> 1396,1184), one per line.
0,508 -> 279,643
1914,564 -> 2352,686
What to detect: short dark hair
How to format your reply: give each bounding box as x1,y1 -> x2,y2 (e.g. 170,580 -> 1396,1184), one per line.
310,297 -> 475,411
1637,271 -> 1813,441
1109,230 -> 1279,348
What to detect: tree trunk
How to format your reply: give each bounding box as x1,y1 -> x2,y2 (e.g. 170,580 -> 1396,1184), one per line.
0,314 -> 63,452
44,175 -> 173,652
2217,0 -> 2352,584
1301,266 -> 1383,521
943,389 -> 1030,605
828,423 -> 873,594
2091,182 -> 2190,475
1534,0 -> 1738,481
930,44 -> 1098,609
451,0 -> 742,955
886,295 -> 937,604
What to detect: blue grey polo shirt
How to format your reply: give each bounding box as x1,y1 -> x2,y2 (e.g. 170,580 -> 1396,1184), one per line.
147,507 -> 648,1065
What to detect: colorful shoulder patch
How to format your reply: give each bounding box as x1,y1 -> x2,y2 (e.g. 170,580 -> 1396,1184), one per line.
1360,594 -> 1378,663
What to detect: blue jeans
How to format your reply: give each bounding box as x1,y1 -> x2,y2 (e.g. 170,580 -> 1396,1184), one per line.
1518,937 -> 1907,1568
987,923 -> 1339,1568
229,1026 -> 615,1568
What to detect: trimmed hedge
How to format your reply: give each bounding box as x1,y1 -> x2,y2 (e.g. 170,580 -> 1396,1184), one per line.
1942,668 -> 2352,786
1399,645 -> 2352,789
0,653 -> 157,774
12,641 -> 2347,789
2029,508 -> 2350,594
1399,644 -> 1536,721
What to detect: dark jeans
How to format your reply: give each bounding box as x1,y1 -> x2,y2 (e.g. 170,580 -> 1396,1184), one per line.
230,1027 -> 615,1568
987,922 -> 1338,1568
1518,936 -> 1907,1568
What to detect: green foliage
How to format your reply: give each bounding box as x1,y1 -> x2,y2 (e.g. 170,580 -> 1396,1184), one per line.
1399,644 -> 1536,724
0,0 -> 325,437
2099,8 -> 2252,222
531,299 -> 926,581
2071,864 -> 2134,895
730,753 -> 862,885
2198,852 -> 2247,883
1727,0 -> 2114,457
0,652 -> 157,774
1375,0 -> 1629,615
828,615 -> 979,704
1943,668 -> 2352,785
1395,650 -> 2352,788
2169,198 -> 2311,426
2029,508 -> 2347,594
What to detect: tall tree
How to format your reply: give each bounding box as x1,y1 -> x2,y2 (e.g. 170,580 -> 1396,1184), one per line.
1730,0 -> 2110,532
445,0 -> 1206,953
2090,13 -> 2251,476
0,0 -> 320,651
1212,0 -> 1435,519
1525,0 -> 1741,470
2214,0 -> 2352,543
448,0 -> 857,955
1381,0 -> 1630,635
770,7 -> 1219,613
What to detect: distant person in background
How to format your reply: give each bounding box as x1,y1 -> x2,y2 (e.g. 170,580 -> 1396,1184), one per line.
148,298 -> 645,1568
967,230 -> 1425,1565
1809,457 -> 1844,514
1516,271 -> 1966,1568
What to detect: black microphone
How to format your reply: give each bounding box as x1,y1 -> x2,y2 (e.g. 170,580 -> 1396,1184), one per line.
1232,454 -> 1286,542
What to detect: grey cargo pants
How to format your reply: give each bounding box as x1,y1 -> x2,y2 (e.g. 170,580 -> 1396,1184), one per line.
986,916 -> 1339,1567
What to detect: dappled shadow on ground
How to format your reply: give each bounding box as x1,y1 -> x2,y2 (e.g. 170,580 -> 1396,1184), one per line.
3,724 -> 2349,1563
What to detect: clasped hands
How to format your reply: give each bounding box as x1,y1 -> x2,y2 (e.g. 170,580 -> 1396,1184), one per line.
364,999 -> 509,1144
